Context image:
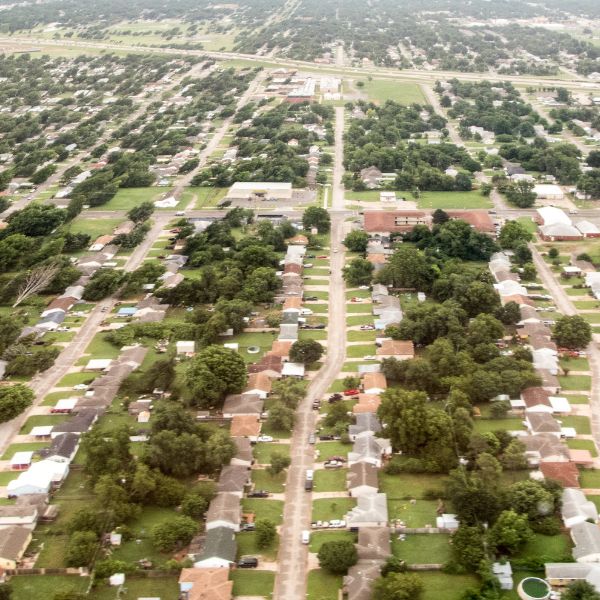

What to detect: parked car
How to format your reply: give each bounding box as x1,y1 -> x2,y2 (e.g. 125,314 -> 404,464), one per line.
344,389 -> 360,396
329,519 -> 346,528
308,433 -> 316,444
257,435 -> 274,442
240,523 -> 255,532
319,434 -> 335,441
302,530 -> 310,544
300,308 -> 313,316
358,285 -> 370,290
305,480 -> 313,491
312,400 -> 321,410
324,460 -> 343,469
237,556 -> 258,568
304,296 -> 318,301
360,325 -> 375,330
329,456 -> 346,463
247,490 -> 270,498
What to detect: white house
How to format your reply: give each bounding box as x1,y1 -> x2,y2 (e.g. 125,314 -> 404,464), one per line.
572,521 -> 600,562
562,488 -> 599,529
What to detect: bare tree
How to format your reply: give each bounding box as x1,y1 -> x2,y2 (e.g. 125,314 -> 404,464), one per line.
13,264 -> 60,308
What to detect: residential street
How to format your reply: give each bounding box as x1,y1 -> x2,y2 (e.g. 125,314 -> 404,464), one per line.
530,244 -> 600,453
274,106 -> 347,600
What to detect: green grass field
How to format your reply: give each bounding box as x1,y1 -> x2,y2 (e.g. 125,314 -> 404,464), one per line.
306,569 -> 342,600
12,575 -> 90,600
559,375 -> 592,390
416,190 -> 492,209
361,79 -> 427,105
312,498 -> 356,522
89,187 -> 172,211
380,472 -> 447,499
230,570 -> 275,597
315,441 -> 351,461
242,499 -> 284,525
253,443 -> 291,464
90,577 -> 179,599
68,218 -> 122,239
392,534 -> 452,565
251,469 -> 286,493
309,530 -> 357,553
313,468 -> 347,492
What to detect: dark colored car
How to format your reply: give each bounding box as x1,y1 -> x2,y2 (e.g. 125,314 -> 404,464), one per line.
237,556 -> 259,568
319,434 -> 334,441
240,523 -> 255,532
305,479 -> 313,491
247,490 -> 270,498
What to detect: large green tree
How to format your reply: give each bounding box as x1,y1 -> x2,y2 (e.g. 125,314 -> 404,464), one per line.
289,339 -> 324,365
0,384 -> 33,423
373,573 -> 424,600
302,206 -> 330,232
553,315 -> 592,349
317,540 -> 358,575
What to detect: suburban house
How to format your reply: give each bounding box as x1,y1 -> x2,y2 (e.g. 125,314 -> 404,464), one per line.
206,493 -> 242,532
362,373 -> 387,395
230,415 -> 261,441
353,394 -> 382,415
562,488 -> 599,528
231,438 -> 253,467
0,526 -> 32,569
571,521 -> 600,562
515,387 -> 552,412
355,527 -> 392,561
347,462 -> 379,498
525,411 -> 562,437
7,460 -> 69,497
446,210 -> 495,234
376,340 -> 414,360
244,372 -> 272,399
546,563 -> 600,591
179,568 -> 233,600
222,394 -> 263,418
533,184 -> 564,201
193,526 -> 237,569
0,504 -> 38,528
345,493 -> 389,528
360,166 -> 383,189
349,413 -> 382,441
217,465 -> 250,497
348,434 -> 391,468
521,434 -> 570,466
540,461 -> 580,488
342,561 -> 383,600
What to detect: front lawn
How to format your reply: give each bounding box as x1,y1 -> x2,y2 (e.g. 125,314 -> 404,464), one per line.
89,186 -> 171,211
236,530 -> 279,561
313,468 -> 347,492
567,438 -> 598,457
307,569 -> 342,600
230,570 -> 275,598
579,468 -> 600,488
251,469 -> 286,493
242,499 -> 285,525
309,530 -> 356,553
347,330 -> 377,342
346,315 -> 374,327
311,498 -> 356,521
392,533 -> 452,565
559,375 -> 592,390
19,415 -> 66,434
346,344 -> 376,358
315,442 -> 351,461
253,443 -> 290,464
559,357 -> 590,371
560,415 -> 592,434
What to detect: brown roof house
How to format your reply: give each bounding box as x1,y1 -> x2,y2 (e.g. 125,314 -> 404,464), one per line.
540,462 -> 580,488
525,411 -> 562,437
230,415 -> 261,441
376,340 -> 415,360
356,527 -> 392,561
363,210 -> 430,235
268,340 -> 293,360
244,372 -> 272,399
362,373 -> 387,395
343,561 -> 384,600
179,568 -> 233,600
353,394 -> 381,415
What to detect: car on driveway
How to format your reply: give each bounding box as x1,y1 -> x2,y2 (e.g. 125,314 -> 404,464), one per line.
237,556 -> 259,568
257,435 -> 273,442
324,460 -> 343,469
247,490 -> 270,498
360,325 -> 375,330
344,389 -> 360,396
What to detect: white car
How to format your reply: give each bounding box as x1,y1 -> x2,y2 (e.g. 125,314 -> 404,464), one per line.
360,325 -> 375,331
73,384 -> 89,391
358,285 -> 370,290
300,308 -> 314,316
364,355 -> 377,360
257,435 -> 273,443
329,519 -> 346,528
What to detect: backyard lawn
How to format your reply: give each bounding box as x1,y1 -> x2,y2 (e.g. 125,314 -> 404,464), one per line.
1,442 -> 49,460
392,533 -> 452,565
11,575 -> 90,600
380,472 -> 447,500
388,499 -> 438,528
420,573 -> 479,600
514,533 -> 572,562
89,577 -> 178,599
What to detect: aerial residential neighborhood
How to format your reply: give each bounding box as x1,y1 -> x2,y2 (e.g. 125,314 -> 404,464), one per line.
1,0 -> 600,599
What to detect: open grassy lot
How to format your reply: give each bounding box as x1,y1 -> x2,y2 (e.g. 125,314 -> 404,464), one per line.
90,187 -> 171,211
230,570 -> 275,598
309,530 -> 357,553
516,217 -> 537,234
392,533 -> 452,565
361,79 -> 427,105
380,472 -> 447,499
415,190 -> 491,209
559,375 -> 592,390
177,186 -> 229,209
82,332 -> 121,360
312,498 -> 356,521
242,499 -> 284,525
89,577 -> 178,599
11,575 -> 90,600
388,498 -> 438,528
253,442 -> 290,464
473,417 -> 524,433
313,468 -> 347,492
307,569 -> 342,600
68,217 -> 122,239
315,441 -> 351,461
251,469 -> 286,493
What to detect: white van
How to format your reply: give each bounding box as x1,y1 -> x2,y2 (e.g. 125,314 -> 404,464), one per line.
302,530 -> 310,544
306,469 -> 314,481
